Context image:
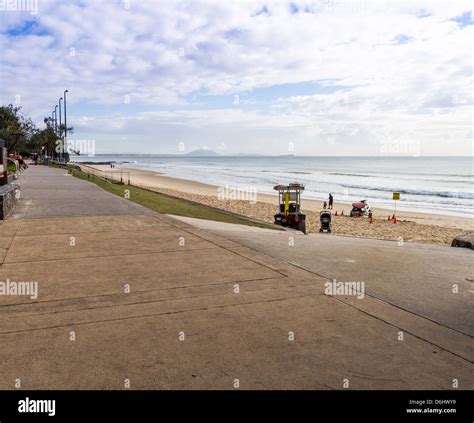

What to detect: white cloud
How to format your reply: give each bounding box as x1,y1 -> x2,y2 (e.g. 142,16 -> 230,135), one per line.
0,0 -> 472,154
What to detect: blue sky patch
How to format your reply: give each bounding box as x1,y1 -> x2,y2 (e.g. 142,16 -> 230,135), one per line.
391,34 -> 413,45
182,81 -> 352,112
5,19 -> 49,37
452,11 -> 473,28
254,5 -> 270,16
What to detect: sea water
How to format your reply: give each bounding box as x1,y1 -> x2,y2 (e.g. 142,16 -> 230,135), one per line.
72,155 -> 473,217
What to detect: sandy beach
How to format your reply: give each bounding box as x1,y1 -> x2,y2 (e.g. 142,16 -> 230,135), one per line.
79,164 -> 473,246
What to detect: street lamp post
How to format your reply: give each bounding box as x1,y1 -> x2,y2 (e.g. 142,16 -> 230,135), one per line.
59,97 -> 63,162
64,90 -> 68,162
54,105 -> 58,135
64,90 -> 68,139
58,98 -> 62,137
52,110 -> 57,162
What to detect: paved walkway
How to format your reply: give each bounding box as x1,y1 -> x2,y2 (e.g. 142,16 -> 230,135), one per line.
173,216 -> 474,336
0,166 -> 472,389
12,166 -> 150,218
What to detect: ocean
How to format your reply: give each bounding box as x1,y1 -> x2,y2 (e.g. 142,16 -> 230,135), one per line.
72,155 -> 474,217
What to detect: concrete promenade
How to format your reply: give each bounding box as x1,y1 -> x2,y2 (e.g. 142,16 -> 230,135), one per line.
0,166 -> 472,389
172,216 -> 474,336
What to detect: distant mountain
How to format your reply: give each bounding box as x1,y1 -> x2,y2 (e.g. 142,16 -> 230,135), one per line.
185,149 -> 221,156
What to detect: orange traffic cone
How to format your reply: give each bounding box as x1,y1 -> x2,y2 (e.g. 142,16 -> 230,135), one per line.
393,216 -> 397,224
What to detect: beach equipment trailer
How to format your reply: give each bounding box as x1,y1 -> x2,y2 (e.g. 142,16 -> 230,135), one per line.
319,210 -> 332,233
273,183 -> 306,234
350,200 -> 371,217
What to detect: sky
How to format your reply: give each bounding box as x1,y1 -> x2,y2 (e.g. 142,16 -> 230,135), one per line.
0,0 -> 473,156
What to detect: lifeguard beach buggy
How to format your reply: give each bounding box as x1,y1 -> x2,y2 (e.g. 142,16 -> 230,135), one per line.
350,200 -> 371,217
273,183 -> 306,234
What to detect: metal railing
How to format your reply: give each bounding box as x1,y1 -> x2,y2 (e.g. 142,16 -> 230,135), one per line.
74,163 -> 131,185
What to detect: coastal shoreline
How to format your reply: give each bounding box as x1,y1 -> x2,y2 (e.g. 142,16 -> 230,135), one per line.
80,164 -> 472,245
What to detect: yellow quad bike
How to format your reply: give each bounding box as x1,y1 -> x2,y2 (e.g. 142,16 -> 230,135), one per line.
273,183 -> 306,234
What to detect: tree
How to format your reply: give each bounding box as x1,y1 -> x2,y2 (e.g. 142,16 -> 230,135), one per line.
0,104 -> 36,154
0,105 -> 74,159
30,126 -> 58,158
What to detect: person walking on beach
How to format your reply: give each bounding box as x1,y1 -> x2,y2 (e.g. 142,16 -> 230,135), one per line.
328,193 -> 333,209
323,201 -> 327,209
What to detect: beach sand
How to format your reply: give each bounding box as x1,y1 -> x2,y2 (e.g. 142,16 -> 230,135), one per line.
79,164 -> 473,246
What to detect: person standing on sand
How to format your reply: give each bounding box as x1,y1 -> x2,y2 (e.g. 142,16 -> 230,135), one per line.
323,201 -> 327,209
328,193 -> 333,209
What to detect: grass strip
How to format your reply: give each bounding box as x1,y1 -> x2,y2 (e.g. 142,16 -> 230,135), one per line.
54,164 -> 280,231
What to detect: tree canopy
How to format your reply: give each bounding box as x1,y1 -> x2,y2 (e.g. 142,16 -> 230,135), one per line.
0,104 -> 36,154
0,104 -> 73,157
